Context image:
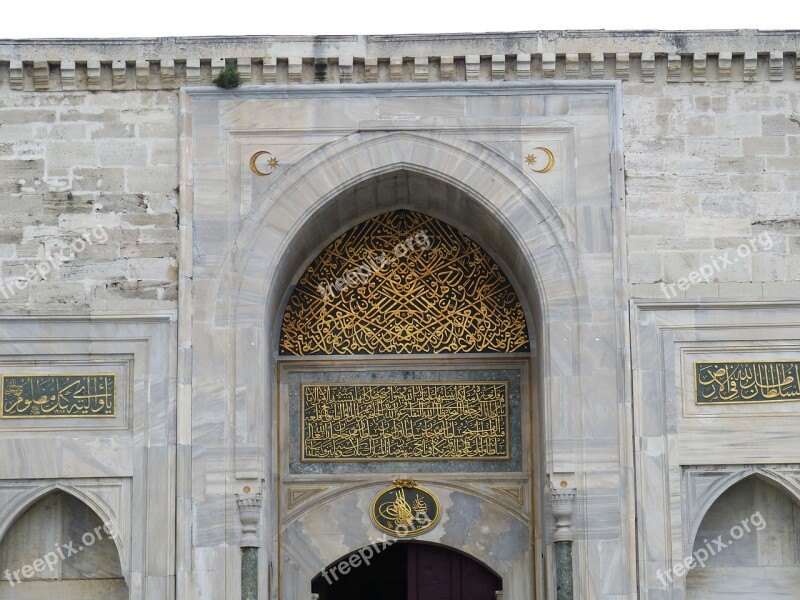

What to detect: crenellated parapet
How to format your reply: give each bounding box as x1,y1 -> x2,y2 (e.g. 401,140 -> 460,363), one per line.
1,29 -> 798,90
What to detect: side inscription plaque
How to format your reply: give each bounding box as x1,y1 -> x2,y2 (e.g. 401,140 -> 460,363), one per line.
1,374 -> 116,418
695,361 -> 800,404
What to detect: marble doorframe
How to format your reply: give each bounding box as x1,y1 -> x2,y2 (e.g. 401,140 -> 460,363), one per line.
180,81 -> 632,600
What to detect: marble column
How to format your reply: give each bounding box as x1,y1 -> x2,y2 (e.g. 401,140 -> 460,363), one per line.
551,486 -> 576,600
237,493 -> 262,600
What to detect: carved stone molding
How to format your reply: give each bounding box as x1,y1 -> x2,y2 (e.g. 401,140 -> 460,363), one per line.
236,493 -> 263,548
1,30 -> 797,90
551,486 -> 577,543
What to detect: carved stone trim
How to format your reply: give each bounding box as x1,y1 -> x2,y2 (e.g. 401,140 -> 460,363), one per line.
551,486 -> 577,543
491,54 -> 505,81
517,53 -> 531,80
667,53 -> 682,82
641,52 -> 655,82
237,493 -> 263,547
9,59 -> 23,90
542,52 -> 556,78
718,51 -> 733,81
565,53 -> 579,79
590,53 -> 604,79
743,50 -> 758,81
692,52 -> 706,82
615,52 -> 629,80
33,60 -> 49,90
2,48 -> 798,90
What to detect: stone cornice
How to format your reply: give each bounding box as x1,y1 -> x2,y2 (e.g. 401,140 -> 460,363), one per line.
0,30 -> 798,90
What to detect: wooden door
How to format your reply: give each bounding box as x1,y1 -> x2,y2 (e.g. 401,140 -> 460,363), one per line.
407,543 -> 501,600
312,542 -> 501,600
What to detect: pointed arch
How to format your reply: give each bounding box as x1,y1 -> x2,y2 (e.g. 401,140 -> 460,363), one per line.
0,482 -> 126,579
215,130 -> 582,334
688,467 -> 800,552
686,473 -> 800,599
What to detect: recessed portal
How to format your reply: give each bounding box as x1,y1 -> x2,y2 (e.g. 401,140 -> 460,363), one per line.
276,173 -> 537,600
312,542 -> 502,600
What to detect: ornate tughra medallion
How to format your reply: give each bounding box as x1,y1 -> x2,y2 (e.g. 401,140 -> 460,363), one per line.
370,479 -> 441,537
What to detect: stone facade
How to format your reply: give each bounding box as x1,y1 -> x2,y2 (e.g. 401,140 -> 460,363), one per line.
0,30 -> 798,600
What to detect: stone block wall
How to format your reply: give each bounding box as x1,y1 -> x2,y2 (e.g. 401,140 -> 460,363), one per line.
624,79 -> 800,300
0,32 -> 799,313
0,89 -> 178,311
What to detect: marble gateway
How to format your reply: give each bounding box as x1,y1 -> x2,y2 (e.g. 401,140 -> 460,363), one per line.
0,29 -> 799,600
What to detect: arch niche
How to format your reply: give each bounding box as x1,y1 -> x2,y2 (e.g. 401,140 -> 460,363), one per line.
0,489 -> 127,599
221,131 -> 586,600
686,474 -> 800,599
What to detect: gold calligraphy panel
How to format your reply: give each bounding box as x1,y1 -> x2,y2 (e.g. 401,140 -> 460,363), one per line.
1,374 -> 116,418
302,382 -> 509,461
695,361 -> 800,404
279,210 -> 530,355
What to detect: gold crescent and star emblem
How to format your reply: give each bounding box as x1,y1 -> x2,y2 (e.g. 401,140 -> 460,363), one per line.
370,479 -> 440,537
249,150 -> 280,176
524,146 -> 555,174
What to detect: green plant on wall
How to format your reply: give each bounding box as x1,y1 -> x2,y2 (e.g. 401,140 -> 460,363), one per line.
213,62 -> 240,89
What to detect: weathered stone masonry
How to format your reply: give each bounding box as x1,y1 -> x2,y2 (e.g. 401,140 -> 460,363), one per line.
1,30 -> 799,600
1,30 -> 798,312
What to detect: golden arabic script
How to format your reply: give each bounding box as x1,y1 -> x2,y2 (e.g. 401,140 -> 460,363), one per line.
302,382 -> 509,460
695,361 -> 800,404
1,374 -> 116,418
279,210 -> 530,355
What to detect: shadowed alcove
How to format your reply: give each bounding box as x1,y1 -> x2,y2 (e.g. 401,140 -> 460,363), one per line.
686,476 -> 800,599
0,490 -> 127,599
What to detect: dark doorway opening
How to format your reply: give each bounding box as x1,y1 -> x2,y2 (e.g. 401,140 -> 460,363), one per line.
312,542 -> 502,600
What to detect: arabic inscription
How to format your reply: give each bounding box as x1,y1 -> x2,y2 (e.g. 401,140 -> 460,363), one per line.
302,382 -> 509,461
695,361 -> 800,404
1,374 -> 116,418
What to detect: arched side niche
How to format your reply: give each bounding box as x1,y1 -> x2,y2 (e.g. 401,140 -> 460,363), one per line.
0,490 -> 128,600
685,466 -> 800,553
685,475 -> 800,599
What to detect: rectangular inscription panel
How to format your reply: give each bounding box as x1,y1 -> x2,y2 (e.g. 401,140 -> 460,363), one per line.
302,382 -> 509,461
695,361 -> 800,404
1,374 -> 116,418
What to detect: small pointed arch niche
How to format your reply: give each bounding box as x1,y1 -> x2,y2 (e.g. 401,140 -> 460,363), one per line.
686,475 -> 800,599
279,209 -> 531,356
0,490 -> 128,599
